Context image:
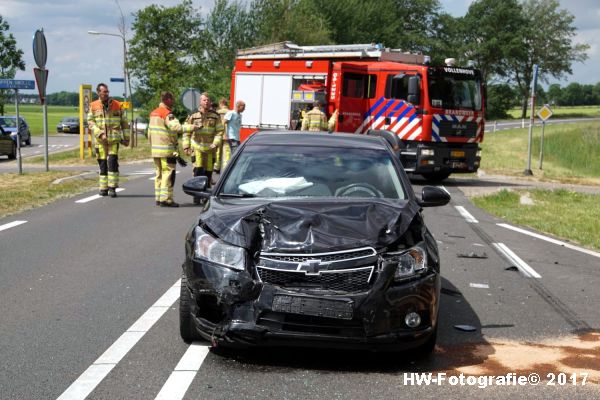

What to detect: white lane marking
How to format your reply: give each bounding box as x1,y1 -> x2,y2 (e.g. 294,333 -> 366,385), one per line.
469,283 -> 490,289
75,188 -> 125,203
455,205 -> 479,223
492,243 -> 541,278
56,279 -> 181,400
155,344 -> 210,400
498,223 -> 600,259
0,220 -> 27,232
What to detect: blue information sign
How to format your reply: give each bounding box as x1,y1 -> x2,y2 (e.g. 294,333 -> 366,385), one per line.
110,77 -> 125,82
0,79 -> 36,90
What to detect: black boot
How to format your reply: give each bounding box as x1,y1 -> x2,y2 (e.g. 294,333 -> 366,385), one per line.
108,188 -> 117,198
99,189 -> 108,196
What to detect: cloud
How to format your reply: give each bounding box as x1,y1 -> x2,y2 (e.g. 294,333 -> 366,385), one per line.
4,0 -> 599,93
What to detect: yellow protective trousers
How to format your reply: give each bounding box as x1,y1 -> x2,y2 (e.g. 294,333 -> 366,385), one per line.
96,142 -> 120,190
154,157 -> 177,203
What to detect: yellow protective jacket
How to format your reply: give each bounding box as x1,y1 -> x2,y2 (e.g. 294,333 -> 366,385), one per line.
88,99 -> 129,145
183,110 -> 224,151
148,103 -> 191,158
301,107 -> 328,131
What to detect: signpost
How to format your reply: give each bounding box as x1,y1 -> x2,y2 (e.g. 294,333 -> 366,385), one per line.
181,88 -> 202,112
537,104 -> 553,170
0,80 -> 36,174
79,84 -> 93,159
33,28 -> 49,171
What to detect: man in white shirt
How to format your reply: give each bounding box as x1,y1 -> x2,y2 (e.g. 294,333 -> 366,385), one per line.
222,100 -> 245,169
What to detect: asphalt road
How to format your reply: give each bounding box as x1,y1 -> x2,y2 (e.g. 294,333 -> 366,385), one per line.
0,133 -> 82,162
1,165 -> 598,399
484,117 -> 600,132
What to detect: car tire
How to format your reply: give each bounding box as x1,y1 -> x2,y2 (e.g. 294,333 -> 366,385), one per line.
8,142 -> 17,160
421,171 -> 450,182
180,273 -> 202,343
25,134 -> 31,146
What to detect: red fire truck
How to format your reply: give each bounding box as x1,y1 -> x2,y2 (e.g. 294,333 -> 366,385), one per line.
231,42 -> 485,181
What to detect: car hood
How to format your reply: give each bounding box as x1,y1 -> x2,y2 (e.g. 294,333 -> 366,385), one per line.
2,127 -> 17,133
199,198 -> 421,253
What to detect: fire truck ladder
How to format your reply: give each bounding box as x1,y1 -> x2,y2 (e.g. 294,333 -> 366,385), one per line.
237,41 -> 425,64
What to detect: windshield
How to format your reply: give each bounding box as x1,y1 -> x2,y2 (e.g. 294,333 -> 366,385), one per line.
428,68 -> 482,111
0,117 -> 17,128
221,145 -> 406,199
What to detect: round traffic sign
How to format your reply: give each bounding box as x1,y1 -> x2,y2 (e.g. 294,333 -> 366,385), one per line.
181,88 -> 202,112
33,29 -> 48,69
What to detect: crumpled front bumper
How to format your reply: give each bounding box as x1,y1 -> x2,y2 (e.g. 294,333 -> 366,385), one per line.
183,255 -> 440,351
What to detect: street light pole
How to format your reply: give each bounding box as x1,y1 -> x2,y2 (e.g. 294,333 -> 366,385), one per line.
87,30 -> 135,147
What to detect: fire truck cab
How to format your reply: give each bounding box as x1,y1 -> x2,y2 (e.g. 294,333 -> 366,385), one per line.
231,42 -> 485,181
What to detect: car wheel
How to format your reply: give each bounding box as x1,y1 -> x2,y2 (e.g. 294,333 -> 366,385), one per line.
8,142 -> 17,160
421,171 -> 450,182
180,273 -> 202,343
25,134 -> 31,146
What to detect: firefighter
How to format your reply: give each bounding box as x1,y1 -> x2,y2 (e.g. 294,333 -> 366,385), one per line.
301,101 -> 328,131
87,83 -> 129,197
213,98 -> 229,175
149,91 -> 189,207
183,92 -> 223,201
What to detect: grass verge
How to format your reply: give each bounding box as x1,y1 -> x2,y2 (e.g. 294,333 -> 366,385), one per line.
480,122 -> 600,184
506,105 -> 600,119
0,171 -> 97,219
472,189 -> 600,251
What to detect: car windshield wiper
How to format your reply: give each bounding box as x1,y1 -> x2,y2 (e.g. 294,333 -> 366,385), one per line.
218,193 -> 256,198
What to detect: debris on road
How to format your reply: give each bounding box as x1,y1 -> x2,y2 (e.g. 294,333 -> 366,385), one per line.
457,251 -> 489,259
454,324 -> 478,332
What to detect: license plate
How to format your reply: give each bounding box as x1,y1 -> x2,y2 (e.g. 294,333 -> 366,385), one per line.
272,295 -> 353,320
451,161 -> 467,169
451,150 -> 465,158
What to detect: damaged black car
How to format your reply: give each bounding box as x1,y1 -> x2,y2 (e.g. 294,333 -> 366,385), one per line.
180,131 -> 450,353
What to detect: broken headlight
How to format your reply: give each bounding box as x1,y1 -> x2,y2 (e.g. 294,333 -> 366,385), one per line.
194,226 -> 246,271
385,245 -> 427,281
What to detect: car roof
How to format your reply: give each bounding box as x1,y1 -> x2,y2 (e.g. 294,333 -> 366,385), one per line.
246,131 -> 389,150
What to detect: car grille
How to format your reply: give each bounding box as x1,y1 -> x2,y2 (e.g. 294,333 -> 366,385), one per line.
256,265 -> 373,292
438,120 -> 478,138
260,247 -> 376,263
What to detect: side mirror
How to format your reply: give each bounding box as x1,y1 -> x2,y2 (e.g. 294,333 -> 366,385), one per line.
183,176 -> 211,198
407,76 -> 421,104
417,186 -> 451,207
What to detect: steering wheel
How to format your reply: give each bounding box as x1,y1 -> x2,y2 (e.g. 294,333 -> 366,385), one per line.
334,183 -> 384,198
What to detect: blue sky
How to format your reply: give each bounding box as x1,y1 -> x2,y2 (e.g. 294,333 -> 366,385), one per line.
1,0 -> 597,94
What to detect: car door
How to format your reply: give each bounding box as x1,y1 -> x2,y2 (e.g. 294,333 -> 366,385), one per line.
0,126 -> 12,155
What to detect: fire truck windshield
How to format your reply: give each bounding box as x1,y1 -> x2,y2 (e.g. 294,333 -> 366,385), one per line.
428,68 -> 482,111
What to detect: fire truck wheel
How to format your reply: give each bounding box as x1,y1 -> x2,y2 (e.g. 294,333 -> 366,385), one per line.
421,172 -> 450,182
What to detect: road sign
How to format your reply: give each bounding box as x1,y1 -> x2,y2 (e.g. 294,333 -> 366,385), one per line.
110,77 -> 125,82
181,88 -> 202,112
537,104 -> 553,122
34,68 -> 49,102
121,101 -> 131,110
33,29 -> 48,69
0,79 -> 35,89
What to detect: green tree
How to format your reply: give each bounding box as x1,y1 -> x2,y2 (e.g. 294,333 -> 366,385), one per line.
0,15 -> 26,115
460,0 -> 526,83
546,83 -> 562,105
128,0 -> 203,118
202,0 -> 255,100
250,0 -> 331,45
486,83 -> 518,119
508,0 -> 588,118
